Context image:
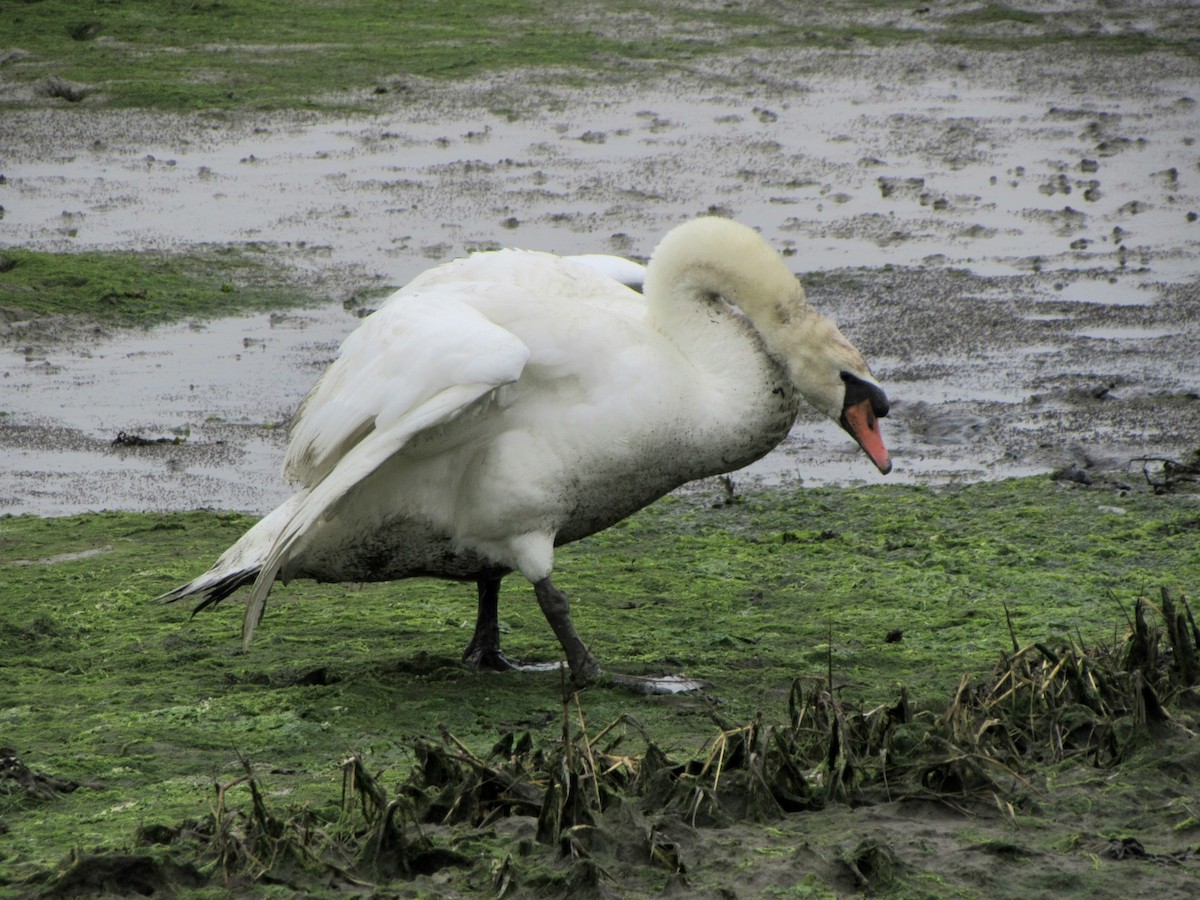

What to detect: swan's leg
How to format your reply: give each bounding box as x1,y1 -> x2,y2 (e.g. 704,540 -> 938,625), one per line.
530,578 -> 709,694
532,577 -> 603,682
462,576 -> 517,671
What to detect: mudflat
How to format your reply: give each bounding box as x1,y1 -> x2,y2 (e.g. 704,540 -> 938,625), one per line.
2,4 -> 1200,897
3,13 -> 1198,513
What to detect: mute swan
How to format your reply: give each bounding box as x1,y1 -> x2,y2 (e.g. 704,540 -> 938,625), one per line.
160,217 -> 891,687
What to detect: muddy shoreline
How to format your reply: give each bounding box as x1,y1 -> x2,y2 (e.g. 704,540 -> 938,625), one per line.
4,19 -> 1200,898
2,43 -> 1199,515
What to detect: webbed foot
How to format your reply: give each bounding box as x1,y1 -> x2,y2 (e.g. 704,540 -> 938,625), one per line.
608,672 -> 710,695
462,645 -> 521,672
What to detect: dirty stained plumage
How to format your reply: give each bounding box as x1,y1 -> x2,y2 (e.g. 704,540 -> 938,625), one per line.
158,216 -> 892,689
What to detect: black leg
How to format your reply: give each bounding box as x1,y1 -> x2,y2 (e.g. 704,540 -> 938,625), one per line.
469,575 -> 704,694
533,577 -> 603,683
462,576 -> 517,671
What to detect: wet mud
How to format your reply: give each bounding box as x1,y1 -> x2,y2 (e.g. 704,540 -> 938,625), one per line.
2,37 -> 1199,517
5,23 -> 1200,896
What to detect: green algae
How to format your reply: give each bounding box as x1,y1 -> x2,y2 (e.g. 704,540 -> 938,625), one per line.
0,247 -> 312,327
5,1 -> 1197,112
2,477 -> 1200,894
4,0 -> 698,112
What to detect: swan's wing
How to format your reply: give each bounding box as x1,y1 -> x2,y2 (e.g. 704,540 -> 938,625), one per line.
244,292 -> 530,647
405,248 -> 646,303
563,254 -> 646,293
285,292 -> 529,486
245,382 -> 512,647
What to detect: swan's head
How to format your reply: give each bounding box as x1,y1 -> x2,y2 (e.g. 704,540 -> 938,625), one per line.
838,373 -> 891,474
786,315 -> 892,475
646,217 -> 892,475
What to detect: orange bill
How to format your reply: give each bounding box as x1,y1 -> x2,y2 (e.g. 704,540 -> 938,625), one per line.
841,398 -> 892,475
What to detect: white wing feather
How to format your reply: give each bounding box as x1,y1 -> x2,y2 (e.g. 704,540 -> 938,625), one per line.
244,291 -> 530,646
285,292 -> 529,486
563,254 -> 646,291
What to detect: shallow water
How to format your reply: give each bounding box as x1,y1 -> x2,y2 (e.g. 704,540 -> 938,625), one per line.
2,59 -> 1199,515
6,74 -> 1198,280
0,306 -> 356,515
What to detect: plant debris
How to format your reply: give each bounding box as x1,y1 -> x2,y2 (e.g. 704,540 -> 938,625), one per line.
16,591 -> 1199,896
0,750 -> 80,802
33,851 -> 203,898
1132,450 -> 1200,494
1103,836 -> 1200,865
111,430 -> 184,447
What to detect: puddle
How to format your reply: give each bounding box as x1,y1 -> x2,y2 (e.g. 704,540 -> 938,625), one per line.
6,70 -> 1199,282
1074,325 -> 1179,340
2,50 -> 1199,515
1052,279 -> 1161,306
610,673 -> 710,695
0,306 -> 353,515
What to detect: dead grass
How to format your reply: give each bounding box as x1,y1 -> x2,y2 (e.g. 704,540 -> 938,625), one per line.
16,590 -> 1200,896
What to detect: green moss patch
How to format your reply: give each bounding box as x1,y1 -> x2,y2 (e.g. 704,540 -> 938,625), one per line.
3,478 -> 1200,894
0,247 -> 308,326
5,1 -> 1196,112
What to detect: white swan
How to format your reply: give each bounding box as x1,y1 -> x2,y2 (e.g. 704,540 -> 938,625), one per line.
160,217 -> 891,686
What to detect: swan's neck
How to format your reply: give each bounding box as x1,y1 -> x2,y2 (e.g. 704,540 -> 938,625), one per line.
642,270 -> 805,474
644,242 -> 823,385
643,223 -> 867,424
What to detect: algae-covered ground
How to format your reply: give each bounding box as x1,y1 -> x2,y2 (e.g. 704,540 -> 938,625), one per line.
0,246 -> 308,327
3,479 -> 1200,897
6,0 -> 1190,112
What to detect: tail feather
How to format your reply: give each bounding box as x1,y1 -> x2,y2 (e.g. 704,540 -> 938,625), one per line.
156,567 -> 260,615
155,494 -> 305,636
